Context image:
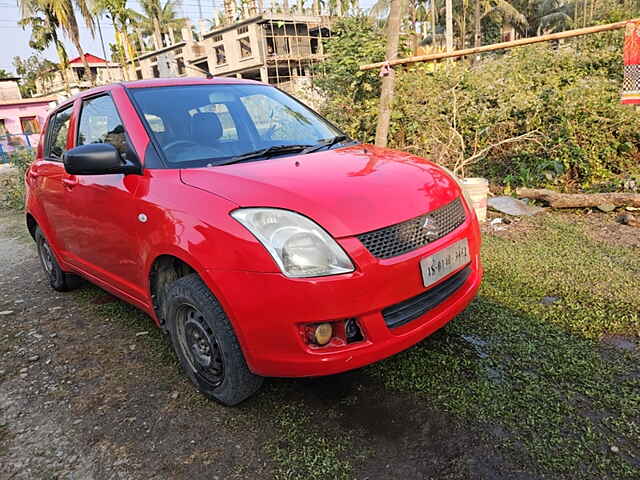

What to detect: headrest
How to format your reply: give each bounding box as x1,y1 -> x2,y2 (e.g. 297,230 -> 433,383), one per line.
190,112 -> 223,141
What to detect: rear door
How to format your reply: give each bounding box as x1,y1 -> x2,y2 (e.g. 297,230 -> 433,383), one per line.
30,104 -> 75,254
62,92 -> 148,301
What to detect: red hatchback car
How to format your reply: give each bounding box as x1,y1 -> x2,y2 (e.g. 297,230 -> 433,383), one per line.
25,78 -> 482,405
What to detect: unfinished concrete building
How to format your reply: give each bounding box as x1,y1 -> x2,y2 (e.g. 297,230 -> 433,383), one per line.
128,13 -> 332,90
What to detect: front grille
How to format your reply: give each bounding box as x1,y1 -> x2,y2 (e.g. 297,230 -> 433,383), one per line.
382,266 -> 471,329
357,198 -> 466,259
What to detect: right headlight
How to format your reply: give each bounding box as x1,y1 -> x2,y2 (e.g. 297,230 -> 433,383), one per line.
231,208 -> 355,278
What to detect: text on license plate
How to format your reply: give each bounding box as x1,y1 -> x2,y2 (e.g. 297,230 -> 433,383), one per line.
419,238 -> 470,288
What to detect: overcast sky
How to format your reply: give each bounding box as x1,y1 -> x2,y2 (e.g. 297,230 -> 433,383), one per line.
0,0 -> 376,74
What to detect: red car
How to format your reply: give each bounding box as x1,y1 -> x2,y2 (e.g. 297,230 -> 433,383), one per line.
25,78 -> 482,405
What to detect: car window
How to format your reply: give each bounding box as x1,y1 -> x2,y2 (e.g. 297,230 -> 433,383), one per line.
241,94 -> 320,143
130,84 -> 343,168
46,106 -> 73,160
77,95 -> 128,155
189,103 -> 238,140
145,114 -> 165,133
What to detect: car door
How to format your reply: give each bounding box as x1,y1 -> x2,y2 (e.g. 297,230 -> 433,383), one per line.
30,104 -> 76,255
62,92 -> 147,301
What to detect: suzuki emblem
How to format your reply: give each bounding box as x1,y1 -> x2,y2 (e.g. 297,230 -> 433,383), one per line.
422,216 -> 439,238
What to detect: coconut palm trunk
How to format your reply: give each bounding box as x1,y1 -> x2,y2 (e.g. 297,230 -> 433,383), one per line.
445,0 -> 453,53
374,0 -> 403,147
431,0 -> 436,47
473,0 -> 481,63
69,18 -> 94,85
152,16 -> 163,49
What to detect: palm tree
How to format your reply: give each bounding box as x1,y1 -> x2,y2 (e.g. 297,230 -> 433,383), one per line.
19,0 -> 96,85
473,0 -> 528,49
94,0 -> 139,79
528,0 -> 574,35
18,9 -> 70,91
134,0 -> 187,50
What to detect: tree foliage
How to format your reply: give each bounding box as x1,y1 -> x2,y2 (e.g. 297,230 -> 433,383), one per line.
315,16 -> 409,143
13,55 -> 58,97
318,20 -> 640,190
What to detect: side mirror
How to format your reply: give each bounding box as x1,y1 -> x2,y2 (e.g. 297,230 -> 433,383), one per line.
63,143 -> 141,175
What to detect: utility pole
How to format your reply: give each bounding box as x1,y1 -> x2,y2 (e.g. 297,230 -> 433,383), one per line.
374,0 -> 404,147
96,15 -> 112,82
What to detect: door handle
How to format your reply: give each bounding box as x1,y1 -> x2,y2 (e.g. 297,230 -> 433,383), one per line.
62,178 -> 78,189
28,170 -> 39,179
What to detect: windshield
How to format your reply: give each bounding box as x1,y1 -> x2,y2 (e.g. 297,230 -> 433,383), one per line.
129,84 -> 347,168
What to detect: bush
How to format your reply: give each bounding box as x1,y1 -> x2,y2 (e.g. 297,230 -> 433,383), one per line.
318,24 -> 640,190
1,149 -> 34,209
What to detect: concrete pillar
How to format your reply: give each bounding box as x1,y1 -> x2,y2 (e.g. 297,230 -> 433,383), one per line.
260,66 -> 268,83
182,23 -> 195,44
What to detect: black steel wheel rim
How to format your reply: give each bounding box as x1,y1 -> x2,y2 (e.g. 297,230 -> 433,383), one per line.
176,304 -> 224,387
39,239 -> 54,276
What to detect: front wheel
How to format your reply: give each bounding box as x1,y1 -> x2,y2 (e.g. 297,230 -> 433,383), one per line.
165,274 -> 263,406
35,227 -> 82,292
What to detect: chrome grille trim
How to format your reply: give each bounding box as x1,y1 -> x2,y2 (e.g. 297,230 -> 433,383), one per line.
357,198 -> 466,259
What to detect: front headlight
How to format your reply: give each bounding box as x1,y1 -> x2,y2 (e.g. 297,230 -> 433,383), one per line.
231,208 -> 355,278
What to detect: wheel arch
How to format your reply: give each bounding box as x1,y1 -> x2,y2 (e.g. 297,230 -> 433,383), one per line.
26,212 -> 37,240
148,253 -> 197,327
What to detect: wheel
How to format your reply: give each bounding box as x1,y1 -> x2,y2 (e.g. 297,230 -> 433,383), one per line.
165,274 -> 263,406
34,227 -> 82,292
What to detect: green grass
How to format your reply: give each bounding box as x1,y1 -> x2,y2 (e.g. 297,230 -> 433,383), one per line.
369,214 -> 640,479
40,211 -> 640,479
263,395 -> 353,480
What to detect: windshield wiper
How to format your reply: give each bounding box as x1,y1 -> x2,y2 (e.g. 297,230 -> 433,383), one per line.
302,135 -> 353,154
217,144 -> 313,165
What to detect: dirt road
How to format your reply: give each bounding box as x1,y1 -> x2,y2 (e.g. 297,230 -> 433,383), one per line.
0,207 -> 526,480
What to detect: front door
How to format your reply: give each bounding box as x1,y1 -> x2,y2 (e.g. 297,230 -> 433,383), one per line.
63,94 -> 147,301
32,105 -> 75,256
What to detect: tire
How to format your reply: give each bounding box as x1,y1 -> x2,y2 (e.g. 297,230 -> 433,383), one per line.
34,227 -> 82,292
165,274 -> 263,406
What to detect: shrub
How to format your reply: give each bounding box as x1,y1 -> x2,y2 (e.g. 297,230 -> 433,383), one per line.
318,25 -> 640,190
1,149 -> 34,210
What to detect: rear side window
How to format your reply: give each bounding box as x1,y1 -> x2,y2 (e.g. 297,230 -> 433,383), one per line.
77,95 -> 127,155
46,106 -> 73,159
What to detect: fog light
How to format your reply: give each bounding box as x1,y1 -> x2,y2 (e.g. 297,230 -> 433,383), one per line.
314,323 -> 333,346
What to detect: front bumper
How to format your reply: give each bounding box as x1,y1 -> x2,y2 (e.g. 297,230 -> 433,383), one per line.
203,214 -> 483,378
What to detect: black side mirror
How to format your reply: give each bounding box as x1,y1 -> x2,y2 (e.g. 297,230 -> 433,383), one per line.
63,143 -> 141,176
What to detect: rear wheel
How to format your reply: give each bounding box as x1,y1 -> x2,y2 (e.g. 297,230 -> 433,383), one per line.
165,274 -> 263,406
35,227 -> 81,292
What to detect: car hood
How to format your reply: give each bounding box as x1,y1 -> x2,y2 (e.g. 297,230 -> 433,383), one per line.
180,144 -> 461,238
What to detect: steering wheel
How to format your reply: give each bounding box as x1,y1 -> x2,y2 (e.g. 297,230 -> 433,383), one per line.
163,140 -> 201,154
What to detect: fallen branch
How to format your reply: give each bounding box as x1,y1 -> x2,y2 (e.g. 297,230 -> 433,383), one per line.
457,130 -> 541,176
516,188 -> 640,208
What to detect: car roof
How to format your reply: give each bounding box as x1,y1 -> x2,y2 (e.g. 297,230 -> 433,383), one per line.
120,77 -> 264,89
49,77 -> 268,113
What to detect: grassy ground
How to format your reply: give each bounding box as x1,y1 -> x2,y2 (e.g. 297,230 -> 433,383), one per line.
371,213 -> 640,478
2,203 -> 638,479
81,211 -> 640,479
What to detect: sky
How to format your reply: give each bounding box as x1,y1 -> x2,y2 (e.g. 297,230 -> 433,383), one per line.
0,0 -> 376,75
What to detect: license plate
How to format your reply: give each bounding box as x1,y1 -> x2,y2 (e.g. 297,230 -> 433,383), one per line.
420,238 -> 470,288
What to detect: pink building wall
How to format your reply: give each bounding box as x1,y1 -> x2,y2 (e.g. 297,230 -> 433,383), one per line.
0,100 -> 57,162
